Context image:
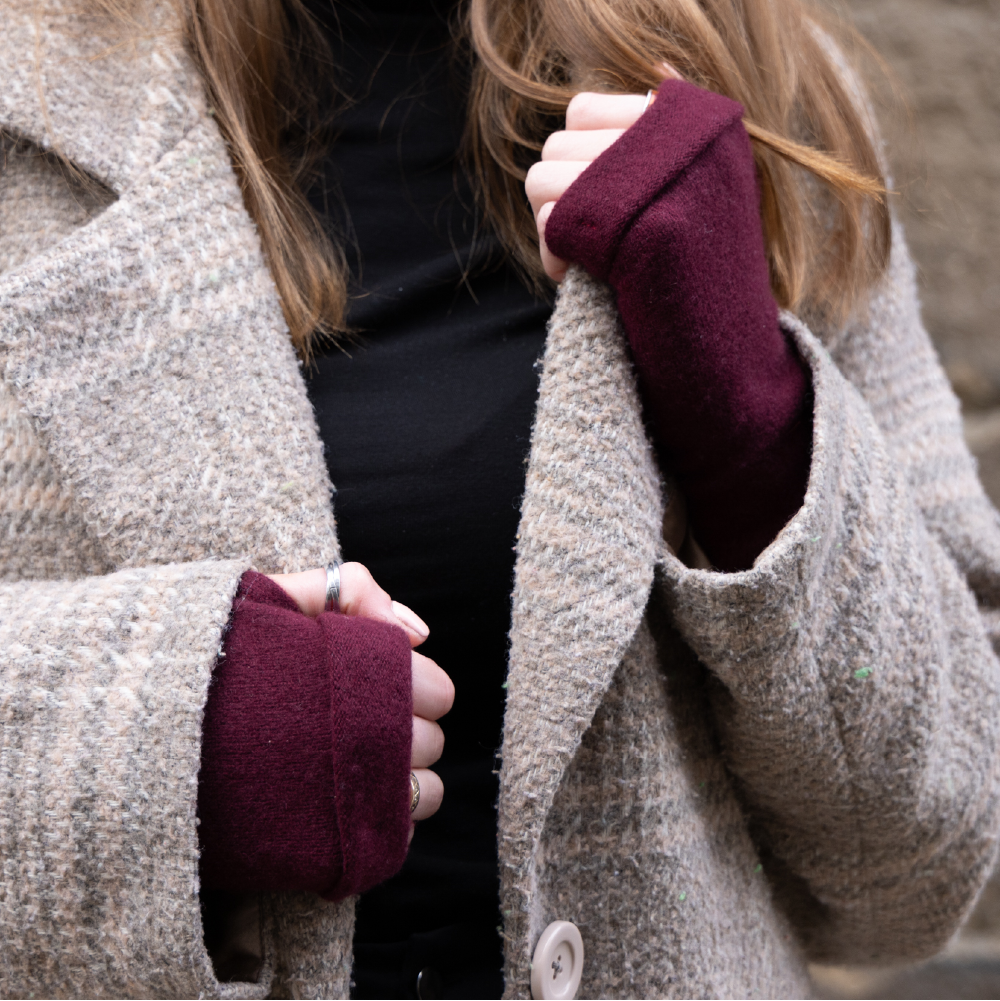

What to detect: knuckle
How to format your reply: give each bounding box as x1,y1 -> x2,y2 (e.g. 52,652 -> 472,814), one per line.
412,650 -> 433,676
412,769 -> 444,818
439,672 -> 456,712
426,770 -> 444,800
341,562 -> 377,608
565,91 -> 597,130
524,162 -> 547,197
346,561 -> 373,585
427,661 -> 455,708
416,720 -> 444,760
360,576 -> 391,610
541,130 -> 566,160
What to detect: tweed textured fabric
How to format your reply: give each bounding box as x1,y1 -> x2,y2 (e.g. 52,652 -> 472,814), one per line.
2,2 -> 1000,999
0,4 -> 353,997
496,267 -> 1000,997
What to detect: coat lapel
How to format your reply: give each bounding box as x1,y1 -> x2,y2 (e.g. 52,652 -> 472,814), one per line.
499,268 -> 665,972
0,0 -> 205,194
0,1 -> 338,576
0,5 -> 348,993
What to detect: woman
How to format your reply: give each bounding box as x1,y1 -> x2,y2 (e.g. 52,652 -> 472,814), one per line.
2,0 -> 1000,997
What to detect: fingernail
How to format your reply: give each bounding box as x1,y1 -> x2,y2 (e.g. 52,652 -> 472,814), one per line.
392,600 -> 430,638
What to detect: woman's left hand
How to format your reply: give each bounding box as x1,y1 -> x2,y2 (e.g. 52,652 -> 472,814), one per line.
526,73 -> 677,282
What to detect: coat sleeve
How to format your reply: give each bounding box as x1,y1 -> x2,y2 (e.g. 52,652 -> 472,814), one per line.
657,224 -> 1000,965
0,124 -> 350,999
0,143 -> 264,999
0,558 -> 281,1000
830,221 -> 1000,620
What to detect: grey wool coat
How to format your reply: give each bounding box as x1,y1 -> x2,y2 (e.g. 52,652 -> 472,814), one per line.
3,2 -> 1000,999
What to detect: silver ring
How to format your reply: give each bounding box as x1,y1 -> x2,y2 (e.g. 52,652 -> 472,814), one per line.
410,772 -> 421,814
325,560 -> 342,613
643,88 -> 655,112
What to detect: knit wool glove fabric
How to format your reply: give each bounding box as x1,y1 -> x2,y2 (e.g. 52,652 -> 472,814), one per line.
544,78 -> 813,571
198,571 -> 413,899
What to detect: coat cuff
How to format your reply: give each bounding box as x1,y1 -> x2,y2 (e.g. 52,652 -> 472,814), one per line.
653,313 -> 1000,960
655,313 -> 850,642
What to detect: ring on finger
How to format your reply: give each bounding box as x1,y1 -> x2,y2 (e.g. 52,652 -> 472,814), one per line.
410,772 -> 421,814
325,560 -> 342,613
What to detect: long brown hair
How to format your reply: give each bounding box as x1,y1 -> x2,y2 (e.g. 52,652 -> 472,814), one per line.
174,0 -> 889,357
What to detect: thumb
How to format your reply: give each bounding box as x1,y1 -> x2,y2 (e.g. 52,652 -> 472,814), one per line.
266,564 -> 430,647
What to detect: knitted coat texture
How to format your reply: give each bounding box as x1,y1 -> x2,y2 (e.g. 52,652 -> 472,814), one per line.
2,3 -> 1000,998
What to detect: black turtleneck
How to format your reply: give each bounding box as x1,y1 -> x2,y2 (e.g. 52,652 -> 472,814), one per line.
300,2 -> 550,996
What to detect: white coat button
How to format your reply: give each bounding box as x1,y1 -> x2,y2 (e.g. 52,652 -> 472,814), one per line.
530,920 -> 584,1000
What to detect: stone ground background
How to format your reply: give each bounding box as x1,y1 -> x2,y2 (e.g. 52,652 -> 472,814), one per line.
808,1 -> 1000,997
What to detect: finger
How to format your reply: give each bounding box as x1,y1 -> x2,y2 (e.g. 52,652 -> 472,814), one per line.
412,716 -> 445,768
542,128 -> 625,162
524,160 -> 588,217
338,561 -> 392,620
411,768 -> 444,821
536,202 -> 568,283
657,59 -> 682,81
412,651 -> 455,720
565,92 -> 647,131
264,567 -> 429,648
266,567 -> 327,617
338,562 -> 428,646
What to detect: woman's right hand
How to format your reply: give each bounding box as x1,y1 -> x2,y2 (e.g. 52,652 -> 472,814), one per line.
268,563 -> 454,822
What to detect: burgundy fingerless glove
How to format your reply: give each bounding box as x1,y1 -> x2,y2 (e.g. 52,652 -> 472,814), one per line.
198,571 -> 413,900
545,79 -> 812,571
